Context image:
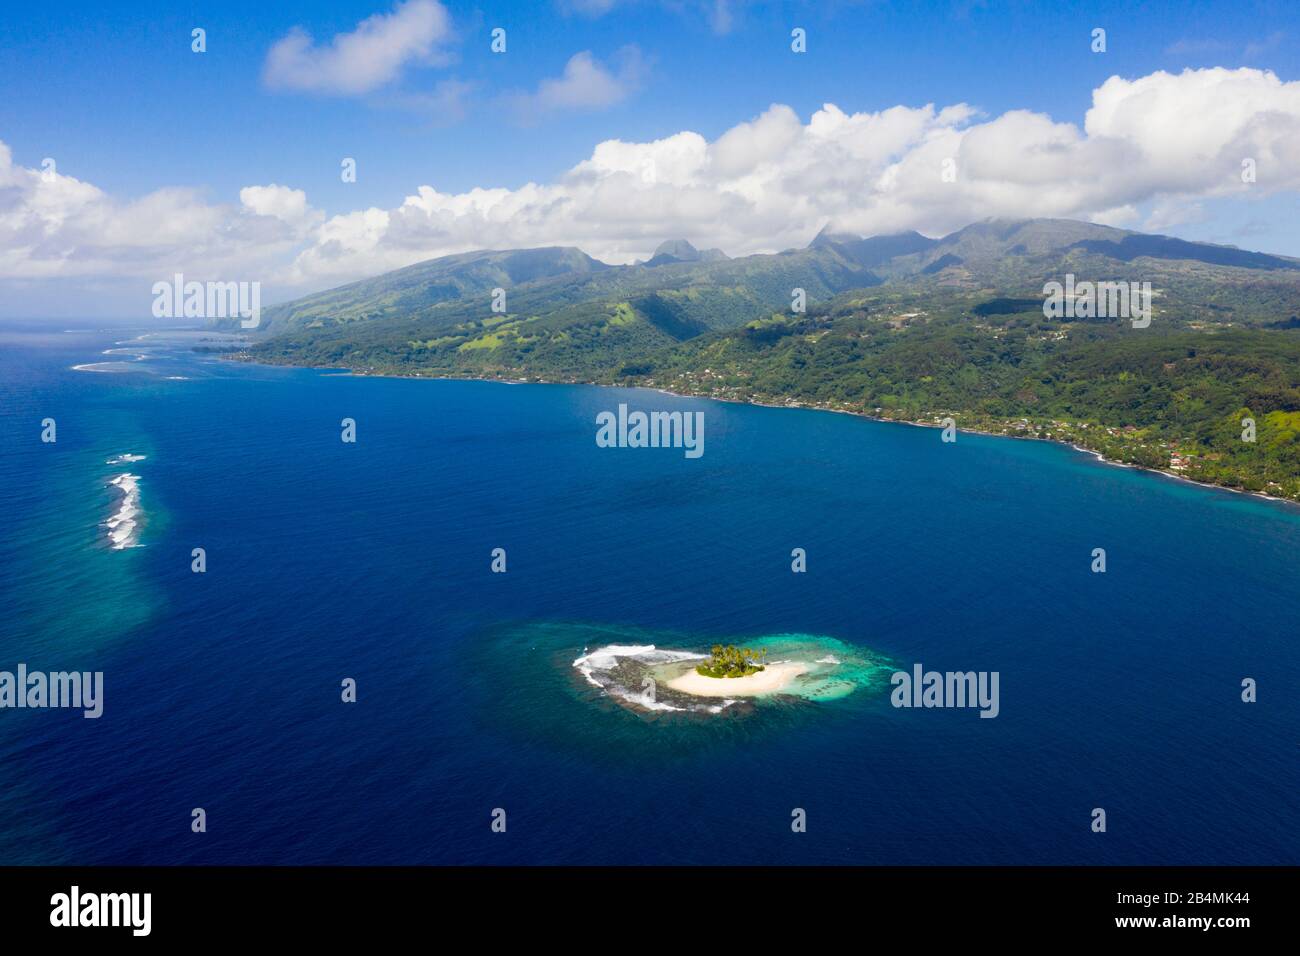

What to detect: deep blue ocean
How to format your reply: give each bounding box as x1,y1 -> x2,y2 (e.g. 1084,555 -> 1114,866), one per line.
1,320 -> 1297,865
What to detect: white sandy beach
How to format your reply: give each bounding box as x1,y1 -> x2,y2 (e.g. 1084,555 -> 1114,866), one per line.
665,662 -> 808,697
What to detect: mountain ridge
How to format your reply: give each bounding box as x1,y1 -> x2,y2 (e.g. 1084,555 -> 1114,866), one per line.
247,217 -> 1300,337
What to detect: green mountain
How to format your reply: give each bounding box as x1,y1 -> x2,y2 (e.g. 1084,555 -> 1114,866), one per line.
245,217 -> 1300,370
238,229 -> 910,374
235,217 -> 1300,499
254,246 -> 611,333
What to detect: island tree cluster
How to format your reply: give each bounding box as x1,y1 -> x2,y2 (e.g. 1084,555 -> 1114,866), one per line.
696,645 -> 768,678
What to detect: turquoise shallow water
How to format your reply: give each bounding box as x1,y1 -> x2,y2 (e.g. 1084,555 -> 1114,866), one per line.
0,321 -> 1297,865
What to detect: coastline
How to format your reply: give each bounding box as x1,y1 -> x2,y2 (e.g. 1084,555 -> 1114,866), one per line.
222,351 -> 1300,509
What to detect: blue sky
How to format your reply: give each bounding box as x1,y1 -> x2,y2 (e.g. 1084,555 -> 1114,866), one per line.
2,0 -> 1299,316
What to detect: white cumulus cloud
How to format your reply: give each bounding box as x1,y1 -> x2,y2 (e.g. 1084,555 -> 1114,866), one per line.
263,0 -> 453,95
3,67 -> 1300,314
505,47 -> 649,119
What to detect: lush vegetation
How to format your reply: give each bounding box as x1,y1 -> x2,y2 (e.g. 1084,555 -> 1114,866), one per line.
235,218 -> 1300,501
696,645 -> 768,678
640,300 -> 1300,499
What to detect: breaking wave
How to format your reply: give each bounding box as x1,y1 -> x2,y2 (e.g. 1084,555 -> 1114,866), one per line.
105,471 -> 143,549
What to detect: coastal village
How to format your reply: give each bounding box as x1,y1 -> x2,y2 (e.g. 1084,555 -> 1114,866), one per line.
623,365 -> 1297,502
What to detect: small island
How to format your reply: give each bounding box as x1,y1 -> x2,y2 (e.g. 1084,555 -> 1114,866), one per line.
573,631 -> 889,712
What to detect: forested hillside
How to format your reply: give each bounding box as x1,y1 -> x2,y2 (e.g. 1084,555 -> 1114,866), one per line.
235,218 -> 1300,499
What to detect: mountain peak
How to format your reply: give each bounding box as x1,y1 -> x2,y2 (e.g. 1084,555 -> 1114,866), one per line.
808,225 -> 863,249
645,239 -> 729,267
808,228 -> 937,267
653,239 -> 701,261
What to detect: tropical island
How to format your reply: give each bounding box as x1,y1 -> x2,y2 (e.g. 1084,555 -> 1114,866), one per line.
572,633 -> 890,712
225,219 -> 1300,502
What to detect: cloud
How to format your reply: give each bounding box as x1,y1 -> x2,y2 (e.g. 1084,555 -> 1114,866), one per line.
1165,38 -> 1232,57
282,69 -> 1300,283
376,78 -> 479,125
1166,32 -> 1285,61
557,0 -> 623,14
704,0 -> 736,34
556,0 -> 741,35
505,47 -> 648,119
1244,31 -> 1287,60
239,185 -> 325,229
0,144 -> 319,284
263,0 -> 453,95
3,67 -> 1300,309
1142,199 -> 1206,232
